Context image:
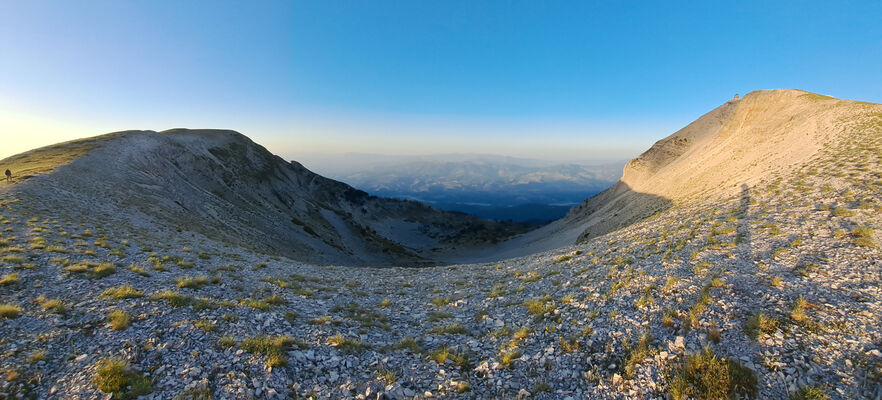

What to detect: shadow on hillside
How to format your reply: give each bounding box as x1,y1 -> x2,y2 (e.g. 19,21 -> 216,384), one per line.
737,184 -> 753,258
572,181 -> 674,243
440,181 -> 674,264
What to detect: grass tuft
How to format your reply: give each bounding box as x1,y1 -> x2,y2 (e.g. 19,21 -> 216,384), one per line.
93,357 -> 152,398
101,285 -> 143,300
0,303 -> 22,318
791,385 -> 828,400
0,273 -> 19,286
667,346 -> 757,400
241,335 -> 300,367
108,310 -> 131,330
745,312 -> 779,339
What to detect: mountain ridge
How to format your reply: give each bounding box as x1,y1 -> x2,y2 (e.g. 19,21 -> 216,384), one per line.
448,89 -> 882,261
0,128 -> 528,266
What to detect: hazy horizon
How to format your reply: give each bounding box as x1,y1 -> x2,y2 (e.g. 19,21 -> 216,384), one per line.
2,1 -> 881,162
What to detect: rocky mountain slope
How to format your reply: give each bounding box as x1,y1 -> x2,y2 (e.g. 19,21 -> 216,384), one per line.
0,129 -> 526,267
0,89 -> 879,399
469,89 -> 882,261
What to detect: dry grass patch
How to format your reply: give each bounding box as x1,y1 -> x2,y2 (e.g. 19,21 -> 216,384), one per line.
428,346 -> 470,370
108,310 -> 131,330
745,312 -> 779,339
241,335 -> 301,367
0,303 -> 22,318
0,273 -> 19,286
328,334 -> 369,353
852,226 -> 875,247
176,275 -> 210,289
65,261 -> 116,279
37,296 -> 68,314
667,346 -> 757,400
93,357 -> 151,398
101,285 -> 143,300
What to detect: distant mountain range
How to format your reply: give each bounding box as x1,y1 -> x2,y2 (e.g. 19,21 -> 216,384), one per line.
291,155 -> 625,223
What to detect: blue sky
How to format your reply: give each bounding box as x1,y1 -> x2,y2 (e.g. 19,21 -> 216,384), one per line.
1,1 -> 880,161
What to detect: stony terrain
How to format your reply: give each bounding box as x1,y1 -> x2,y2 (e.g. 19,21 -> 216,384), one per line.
0,129 -> 527,267
0,90 -> 880,399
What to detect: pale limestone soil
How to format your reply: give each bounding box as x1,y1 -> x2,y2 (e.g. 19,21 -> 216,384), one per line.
0,115 -> 880,399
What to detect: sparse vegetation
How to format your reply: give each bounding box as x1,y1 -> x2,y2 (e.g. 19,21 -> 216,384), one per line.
0,273 -> 19,285
0,303 -> 22,318
241,335 -> 300,367
745,312 -> 779,339
791,385 -> 828,400
176,275 -> 210,289
327,334 -> 368,353
101,285 -> 143,299
667,346 -> 757,400
622,331 -> 654,379
108,310 -> 131,330
37,297 -> 68,314
93,357 -> 152,398
428,346 -> 470,370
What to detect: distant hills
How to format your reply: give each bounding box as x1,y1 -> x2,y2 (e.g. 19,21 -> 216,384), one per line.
294,154 -> 624,223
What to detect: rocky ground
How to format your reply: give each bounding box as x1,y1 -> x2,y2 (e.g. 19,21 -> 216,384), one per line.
1,127 -> 881,399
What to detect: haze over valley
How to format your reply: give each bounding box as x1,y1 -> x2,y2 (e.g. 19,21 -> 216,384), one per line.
294,154 -> 625,224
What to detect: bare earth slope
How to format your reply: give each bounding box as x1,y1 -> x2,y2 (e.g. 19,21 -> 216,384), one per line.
0,90 -> 879,399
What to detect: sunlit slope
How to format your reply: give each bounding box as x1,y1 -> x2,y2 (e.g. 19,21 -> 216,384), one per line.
468,90 -> 882,260
568,89 -> 882,242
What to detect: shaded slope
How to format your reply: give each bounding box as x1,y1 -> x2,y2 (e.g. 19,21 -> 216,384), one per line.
1,129 -> 527,266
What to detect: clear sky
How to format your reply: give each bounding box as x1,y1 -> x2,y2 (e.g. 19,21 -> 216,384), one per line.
1,1 -> 880,162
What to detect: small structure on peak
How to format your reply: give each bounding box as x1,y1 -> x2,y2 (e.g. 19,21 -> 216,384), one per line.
733,94 -> 740,100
